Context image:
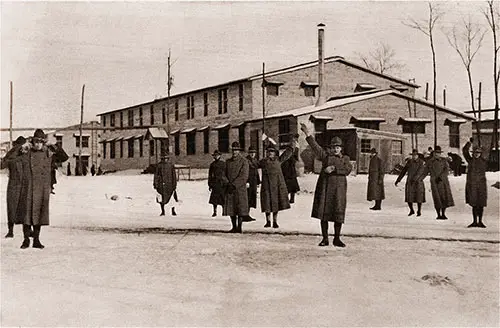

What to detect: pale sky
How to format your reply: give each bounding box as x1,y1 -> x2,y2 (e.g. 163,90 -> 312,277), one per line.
1,1 -> 497,140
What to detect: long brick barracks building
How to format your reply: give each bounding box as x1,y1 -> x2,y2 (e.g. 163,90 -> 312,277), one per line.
97,25 -> 475,174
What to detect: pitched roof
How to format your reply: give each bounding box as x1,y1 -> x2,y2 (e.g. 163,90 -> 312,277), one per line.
97,56 -> 420,116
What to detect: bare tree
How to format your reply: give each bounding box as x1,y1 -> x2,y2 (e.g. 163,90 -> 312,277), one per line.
403,2 -> 444,148
357,42 -> 405,75
445,15 -> 486,142
483,0 -> 500,152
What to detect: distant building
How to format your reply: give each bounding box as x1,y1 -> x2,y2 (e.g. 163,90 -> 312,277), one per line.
464,109 -> 499,152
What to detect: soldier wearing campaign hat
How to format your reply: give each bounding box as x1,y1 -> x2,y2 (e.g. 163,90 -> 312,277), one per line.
154,152 -> 178,216
367,148 -> 385,210
463,138 -> 488,228
208,149 -> 226,217
395,149 -> 426,216
244,146 -> 260,222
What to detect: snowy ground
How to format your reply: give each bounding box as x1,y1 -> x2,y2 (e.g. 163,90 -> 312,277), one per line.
1,171 -> 499,327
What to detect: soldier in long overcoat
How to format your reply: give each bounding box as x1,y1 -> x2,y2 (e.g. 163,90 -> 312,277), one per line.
259,145 -> 291,228
154,153 -> 178,216
223,142 -> 249,233
280,134 -> 300,204
245,147 -> 260,221
208,150 -> 226,217
395,149 -> 426,216
20,129 -> 68,249
300,123 -> 352,247
462,138 -> 488,228
1,136 -> 30,238
367,148 -> 385,210
420,145 -> 454,220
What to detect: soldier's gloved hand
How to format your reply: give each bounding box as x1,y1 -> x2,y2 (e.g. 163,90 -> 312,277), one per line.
324,165 -> 335,174
21,142 -> 32,153
394,181 -> 398,187
246,182 -> 250,188
209,188 -> 212,192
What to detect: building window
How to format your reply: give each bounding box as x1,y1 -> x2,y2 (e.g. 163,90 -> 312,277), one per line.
110,141 -> 115,159
186,131 -> 196,155
120,140 -> 124,158
187,96 -> 195,120
162,107 -> 166,124
149,140 -> 155,156
103,142 -> 107,159
128,109 -> 134,127
239,84 -> 244,111
175,101 -> 179,121
55,136 -> 63,148
278,119 -> 291,147
218,88 -> 228,114
203,93 -> 209,116
360,139 -> 372,153
102,116 -> 106,128
150,105 -> 155,125
120,112 -> 124,128
267,84 -> 279,96
110,114 -> 115,127
218,128 -> 229,153
139,108 -> 143,126
203,129 -> 209,154
392,140 -> 403,154
82,136 -> 89,148
139,138 -> 143,157
449,124 -> 460,148
127,139 -> 134,158
174,134 -> 180,155
304,86 -> 316,97
238,126 -> 245,150
402,123 -> 426,134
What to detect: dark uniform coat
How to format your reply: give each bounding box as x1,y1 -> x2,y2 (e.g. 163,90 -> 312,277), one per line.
208,159 -> 226,206
259,156 -> 290,213
280,146 -> 300,193
1,145 -> 30,225
26,145 -> 69,226
154,159 -> 177,205
246,155 -> 260,209
306,136 -> 352,223
223,155 -> 249,217
463,142 -> 488,207
421,156 -> 455,209
367,155 -> 385,201
395,158 -> 426,203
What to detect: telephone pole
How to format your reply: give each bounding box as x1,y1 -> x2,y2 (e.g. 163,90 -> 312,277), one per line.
262,62 -> 266,156
78,84 -> 85,176
166,49 -> 172,155
9,81 -> 13,149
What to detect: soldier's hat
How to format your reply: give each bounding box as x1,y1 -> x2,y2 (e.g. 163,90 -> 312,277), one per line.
231,141 -> 242,151
434,145 -> 442,153
370,148 -> 377,154
32,129 -> 46,142
266,145 -> 278,153
473,146 -> 484,153
13,136 -> 26,146
410,149 -> 419,155
329,136 -> 343,147
247,147 -> 257,153
212,149 -> 221,156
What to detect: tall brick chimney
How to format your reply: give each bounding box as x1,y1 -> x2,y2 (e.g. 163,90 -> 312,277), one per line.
315,23 -> 326,107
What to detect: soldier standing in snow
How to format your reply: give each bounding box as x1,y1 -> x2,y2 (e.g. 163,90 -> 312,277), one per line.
463,138 -> 488,228
223,142 -> 249,233
420,145 -> 454,220
259,144 -> 290,228
154,153 -> 178,216
244,146 -> 260,221
300,123 -> 352,247
395,149 -> 426,217
1,136 -> 30,238
367,148 -> 385,210
208,150 -> 226,217
280,134 -> 300,204
20,129 -> 68,249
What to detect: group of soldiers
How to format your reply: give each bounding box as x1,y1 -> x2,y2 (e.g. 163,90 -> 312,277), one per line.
2,129 -> 68,249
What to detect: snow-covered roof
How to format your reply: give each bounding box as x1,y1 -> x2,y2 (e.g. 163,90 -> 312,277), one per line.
397,117 -> 432,124
213,123 -> 230,130
146,127 -> 169,139
197,126 -> 210,131
444,118 -> 467,125
350,116 -> 386,123
180,127 -> 196,134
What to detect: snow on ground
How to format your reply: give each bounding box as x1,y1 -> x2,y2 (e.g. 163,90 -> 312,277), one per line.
1,171 -> 499,327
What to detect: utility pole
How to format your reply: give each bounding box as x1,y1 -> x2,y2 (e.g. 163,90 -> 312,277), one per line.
262,62 -> 266,157
9,81 -> 13,149
78,84 -> 85,176
166,49 -> 172,155
478,82 -> 482,147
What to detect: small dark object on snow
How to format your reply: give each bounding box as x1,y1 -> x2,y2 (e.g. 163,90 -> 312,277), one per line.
110,195 -> 119,201
492,181 -> 500,189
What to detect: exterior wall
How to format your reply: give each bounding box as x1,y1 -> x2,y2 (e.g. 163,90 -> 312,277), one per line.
251,61 -> 417,118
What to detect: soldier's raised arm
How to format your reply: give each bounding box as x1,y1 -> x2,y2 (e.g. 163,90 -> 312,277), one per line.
300,123 -> 326,161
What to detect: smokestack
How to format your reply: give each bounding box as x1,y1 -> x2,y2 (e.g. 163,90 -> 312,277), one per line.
316,23 -> 326,107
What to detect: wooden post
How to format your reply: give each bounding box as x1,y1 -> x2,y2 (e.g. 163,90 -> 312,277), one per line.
9,81 -> 13,149
262,62 -> 266,158
443,87 -> 446,107
166,49 -> 171,154
78,84 -> 85,176
477,82 -> 482,147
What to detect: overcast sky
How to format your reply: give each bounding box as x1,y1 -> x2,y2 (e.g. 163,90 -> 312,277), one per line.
1,1 -> 497,139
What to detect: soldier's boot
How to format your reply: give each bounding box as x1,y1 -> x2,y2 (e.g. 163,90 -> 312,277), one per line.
332,223 -> 346,248
160,204 -> 165,216
20,225 -> 31,249
407,203 -> 415,216
289,193 -> 295,204
318,221 -> 329,246
272,212 -> 279,228
440,208 -> 448,220
264,213 -> 271,228
417,203 -> 422,217
229,216 -> 238,233
171,207 -> 177,216
212,205 -> 217,217
5,222 -> 14,238
477,207 -> 486,228
468,207 -> 478,228
236,216 -> 243,233
32,225 -> 45,249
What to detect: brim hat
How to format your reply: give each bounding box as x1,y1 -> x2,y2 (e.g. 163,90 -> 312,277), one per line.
370,148 -> 377,154
32,129 -> 46,142
212,150 -> 221,156
266,145 -> 278,153
434,146 -> 442,153
231,141 -> 242,151
329,136 -> 343,147
473,146 -> 483,153
247,147 -> 257,153
410,149 -> 419,155
13,136 -> 26,147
